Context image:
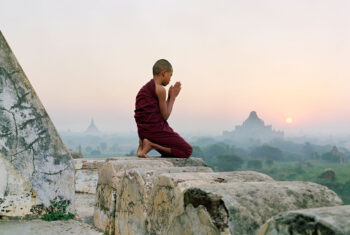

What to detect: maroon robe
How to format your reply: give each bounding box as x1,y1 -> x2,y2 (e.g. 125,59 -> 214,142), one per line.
134,79 -> 192,158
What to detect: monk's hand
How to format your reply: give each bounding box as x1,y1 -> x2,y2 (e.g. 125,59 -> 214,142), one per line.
171,82 -> 181,98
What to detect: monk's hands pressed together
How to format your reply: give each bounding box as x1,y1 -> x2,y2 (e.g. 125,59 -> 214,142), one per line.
156,81 -> 181,121
169,81 -> 181,99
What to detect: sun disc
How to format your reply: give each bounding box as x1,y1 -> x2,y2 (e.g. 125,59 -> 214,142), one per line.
286,117 -> 293,124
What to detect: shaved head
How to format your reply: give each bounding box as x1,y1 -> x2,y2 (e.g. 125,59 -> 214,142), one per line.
152,59 -> 172,76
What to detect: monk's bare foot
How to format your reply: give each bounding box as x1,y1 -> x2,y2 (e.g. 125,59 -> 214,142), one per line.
139,139 -> 152,158
137,139 -> 143,157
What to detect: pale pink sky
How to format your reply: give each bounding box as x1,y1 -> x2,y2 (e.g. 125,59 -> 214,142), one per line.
1,0 -> 349,135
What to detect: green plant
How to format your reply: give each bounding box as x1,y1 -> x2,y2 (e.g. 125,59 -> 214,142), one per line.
41,200 -> 75,221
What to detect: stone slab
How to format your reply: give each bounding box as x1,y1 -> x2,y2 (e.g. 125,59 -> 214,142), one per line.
171,181 -> 343,235
258,205 -> 350,235
148,171 -> 275,234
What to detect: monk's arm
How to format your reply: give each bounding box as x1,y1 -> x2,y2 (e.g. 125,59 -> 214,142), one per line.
155,85 -> 175,121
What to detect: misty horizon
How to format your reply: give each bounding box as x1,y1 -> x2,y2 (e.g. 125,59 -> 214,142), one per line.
1,0 -> 349,139
57,113 -> 350,139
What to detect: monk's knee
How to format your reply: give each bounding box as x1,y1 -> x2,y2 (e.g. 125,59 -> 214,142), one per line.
183,143 -> 193,158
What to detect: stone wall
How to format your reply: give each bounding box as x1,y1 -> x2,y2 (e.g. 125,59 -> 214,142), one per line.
0,31 -> 75,217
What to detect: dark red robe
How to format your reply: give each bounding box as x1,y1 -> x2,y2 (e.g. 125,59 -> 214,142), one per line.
134,79 -> 192,158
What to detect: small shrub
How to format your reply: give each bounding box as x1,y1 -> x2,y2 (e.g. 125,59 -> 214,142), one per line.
41,200 -> 75,221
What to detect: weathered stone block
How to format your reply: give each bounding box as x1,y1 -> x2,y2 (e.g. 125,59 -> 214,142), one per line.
168,181 -> 343,235
74,158 -> 106,194
75,169 -> 98,194
116,167 -> 213,235
93,159 -> 174,234
93,158 -> 210,235
258,205 -> 350,235
0,31 -> 75,217
148,171 -> 274,234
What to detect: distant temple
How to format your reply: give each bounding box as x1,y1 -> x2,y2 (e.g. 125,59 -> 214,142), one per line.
223,111 -> 284,143
84,119 -> 101,135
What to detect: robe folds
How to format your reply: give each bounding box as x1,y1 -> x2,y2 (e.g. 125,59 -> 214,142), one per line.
134,79 -> 192,158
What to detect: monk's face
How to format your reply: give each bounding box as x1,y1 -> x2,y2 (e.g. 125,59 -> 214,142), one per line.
161,70 -> 173,86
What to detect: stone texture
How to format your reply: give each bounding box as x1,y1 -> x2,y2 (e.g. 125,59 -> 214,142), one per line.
75,169 -> 98,194
109,170 -> 272,235
0,219 -> 103,235
74,158 -> 106,170
148,171 -> 275,235
116,167 -> 213,235
93,159 -> 174,234
0,154 -> 37,217
173,181 -> 343,235
258,205 -> 350,235
93,158 -> 211,235
74,158 -> 106,194
74,157 -> 207,195
95,159 -> 343,235
75,193 -> 96,224
0,31 -> 75,217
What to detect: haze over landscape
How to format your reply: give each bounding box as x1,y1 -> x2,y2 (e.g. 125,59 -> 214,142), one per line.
2,3 -> 350,230
1,0 -> 350,137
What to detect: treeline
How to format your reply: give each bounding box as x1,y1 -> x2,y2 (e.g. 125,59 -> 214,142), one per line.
189,139 -> 349,172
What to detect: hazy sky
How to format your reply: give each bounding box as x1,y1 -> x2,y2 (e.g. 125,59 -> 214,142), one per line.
1,0 -> 349,136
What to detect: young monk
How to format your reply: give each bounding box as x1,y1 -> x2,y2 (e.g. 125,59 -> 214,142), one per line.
134,59 -> 193,158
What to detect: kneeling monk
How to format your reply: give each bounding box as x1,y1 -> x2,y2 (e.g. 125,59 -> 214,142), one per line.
134,59 -> 193,158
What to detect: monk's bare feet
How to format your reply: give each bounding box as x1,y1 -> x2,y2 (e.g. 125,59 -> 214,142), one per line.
139,139 -> 153,158
137,139 -> 143,157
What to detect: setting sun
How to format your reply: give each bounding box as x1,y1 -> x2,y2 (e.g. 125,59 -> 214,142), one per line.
286,117 -> 293,124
